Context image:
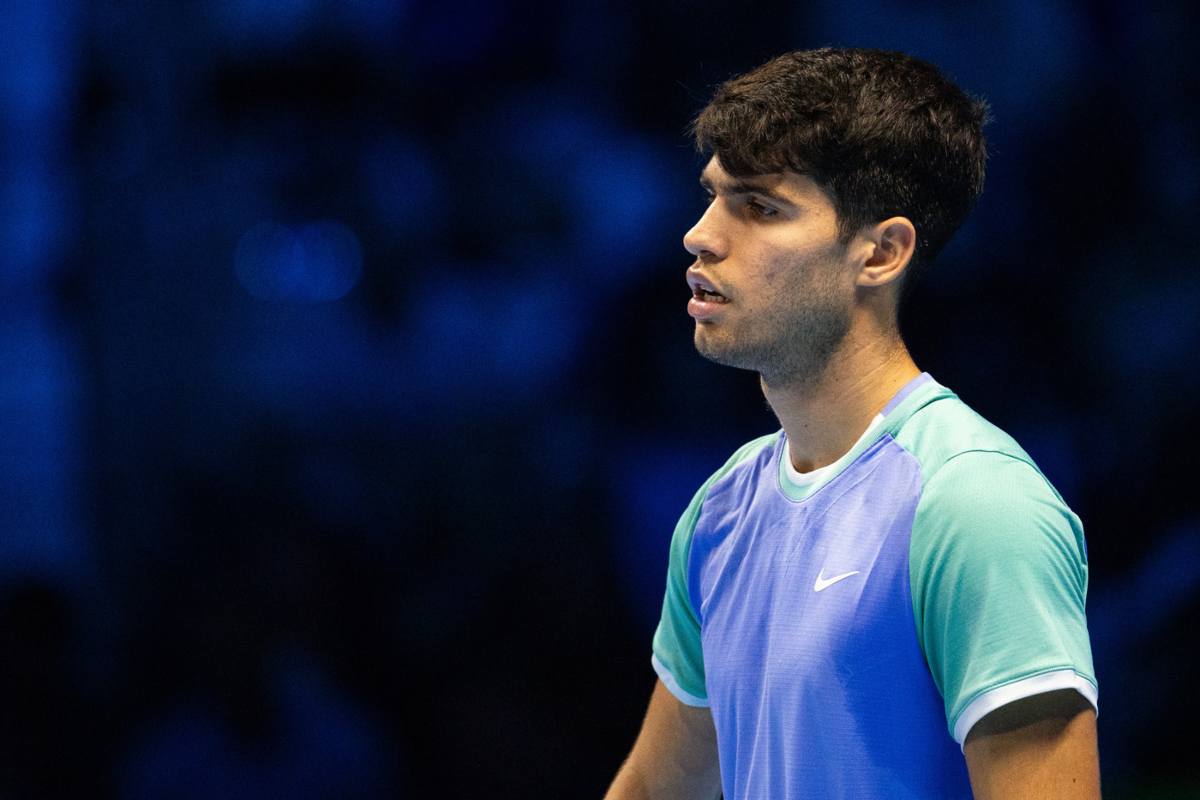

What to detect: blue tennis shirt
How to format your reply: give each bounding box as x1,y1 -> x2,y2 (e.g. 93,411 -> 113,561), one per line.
651,374 -> 1097,799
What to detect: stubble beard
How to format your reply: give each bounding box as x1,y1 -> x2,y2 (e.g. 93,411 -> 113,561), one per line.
693,278 -> 852,389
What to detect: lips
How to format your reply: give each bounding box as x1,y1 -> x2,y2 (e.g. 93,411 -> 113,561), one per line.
686,270 -> 729,303
686,270 -> 730,320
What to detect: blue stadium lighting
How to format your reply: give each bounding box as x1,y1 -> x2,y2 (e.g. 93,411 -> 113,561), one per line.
234,220 -> 363,303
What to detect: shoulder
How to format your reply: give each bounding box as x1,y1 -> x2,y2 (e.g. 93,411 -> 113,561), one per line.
670,431 -> 780,544
913,451 -> 1085,565
722,431 -> 781,475
892,392 -> 1039,486
894,390 -> 1080,540
901,394 -> 1088,606
669,432 -> 781,565
698,431 -> 781,499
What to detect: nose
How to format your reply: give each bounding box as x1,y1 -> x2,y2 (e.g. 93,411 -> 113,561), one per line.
683,202 -> 727,261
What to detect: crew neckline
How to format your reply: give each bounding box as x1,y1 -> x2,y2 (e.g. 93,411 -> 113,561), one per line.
776,372 -> 944,502
783,412 -> 885,486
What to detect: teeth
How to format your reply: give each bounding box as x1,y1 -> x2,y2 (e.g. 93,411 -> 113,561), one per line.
692,285 -> 728,302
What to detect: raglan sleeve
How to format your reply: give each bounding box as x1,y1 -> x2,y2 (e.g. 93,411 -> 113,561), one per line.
650,480 -> 710,707
909,450 -> 1098,746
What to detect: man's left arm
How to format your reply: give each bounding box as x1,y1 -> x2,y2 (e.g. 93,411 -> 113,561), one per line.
963,688 -> 1100,799
909,450 -> 1101,796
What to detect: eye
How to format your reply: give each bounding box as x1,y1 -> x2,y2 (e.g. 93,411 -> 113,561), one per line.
746,198 -> 778,218
701,189 -> 716,208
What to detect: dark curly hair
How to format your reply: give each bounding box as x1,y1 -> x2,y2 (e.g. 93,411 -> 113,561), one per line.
692,48 -> 990,291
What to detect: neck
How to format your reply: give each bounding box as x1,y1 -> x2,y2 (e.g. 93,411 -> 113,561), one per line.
762,326 -> 919,473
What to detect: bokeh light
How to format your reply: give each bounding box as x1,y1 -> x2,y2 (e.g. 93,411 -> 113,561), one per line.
234,221 -> 363,303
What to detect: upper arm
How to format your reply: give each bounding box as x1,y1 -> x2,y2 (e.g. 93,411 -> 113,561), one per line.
618,489 -> 718,798
909,451 -> 1098,745
651,476 -> 711,706
964,688 -> 1100,799
605,679 -> 721,800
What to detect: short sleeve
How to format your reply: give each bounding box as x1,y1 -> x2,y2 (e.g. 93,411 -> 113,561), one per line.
909,450 -> 1098,745
651,481 -> 710,707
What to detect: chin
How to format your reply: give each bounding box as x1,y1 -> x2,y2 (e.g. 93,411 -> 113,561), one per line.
694,332 -> 758,372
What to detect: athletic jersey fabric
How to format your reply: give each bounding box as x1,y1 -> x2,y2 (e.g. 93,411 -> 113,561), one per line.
651,373 -> 1097,799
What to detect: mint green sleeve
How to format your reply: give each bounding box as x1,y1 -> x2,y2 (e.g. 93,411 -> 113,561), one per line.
910,450 -> 1098,744
650,480 -> 710,706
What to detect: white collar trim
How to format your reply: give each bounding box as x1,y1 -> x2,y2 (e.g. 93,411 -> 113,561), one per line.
783,413 -> 886,487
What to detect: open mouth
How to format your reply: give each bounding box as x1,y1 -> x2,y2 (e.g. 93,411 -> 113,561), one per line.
693,288 -> 730,304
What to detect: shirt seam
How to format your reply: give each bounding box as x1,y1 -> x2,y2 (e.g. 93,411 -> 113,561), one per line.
687,434 -> 780,625
921,447 -> 1040,487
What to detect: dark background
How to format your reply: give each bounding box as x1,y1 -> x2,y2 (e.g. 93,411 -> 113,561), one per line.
2,1 -> 1198,797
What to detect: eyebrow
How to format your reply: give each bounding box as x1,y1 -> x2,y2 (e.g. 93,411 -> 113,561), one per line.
700,174 -> 796,207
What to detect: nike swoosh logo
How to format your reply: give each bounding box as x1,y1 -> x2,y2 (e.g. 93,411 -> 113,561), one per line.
813,569 -> 861,592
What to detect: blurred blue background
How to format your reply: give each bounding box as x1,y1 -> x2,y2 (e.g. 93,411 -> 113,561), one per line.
2,0 -> 1198,796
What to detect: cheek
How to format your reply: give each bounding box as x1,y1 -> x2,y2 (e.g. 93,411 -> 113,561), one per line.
756,242 -> 837,293
754,242 -> 808,287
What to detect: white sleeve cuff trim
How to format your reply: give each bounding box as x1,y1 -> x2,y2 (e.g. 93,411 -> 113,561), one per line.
953,668 -> 1099,746
651,653 -> 709,707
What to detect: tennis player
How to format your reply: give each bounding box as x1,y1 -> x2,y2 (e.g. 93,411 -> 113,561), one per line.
605,48 -> 1099,799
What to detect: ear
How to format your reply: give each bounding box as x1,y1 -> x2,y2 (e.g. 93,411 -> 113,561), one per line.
855,217 -> 916,288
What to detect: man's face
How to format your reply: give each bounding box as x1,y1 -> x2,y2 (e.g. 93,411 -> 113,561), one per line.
684,157 -> 857,386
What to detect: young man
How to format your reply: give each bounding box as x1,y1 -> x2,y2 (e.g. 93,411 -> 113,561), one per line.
605,49 -> 1099,799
